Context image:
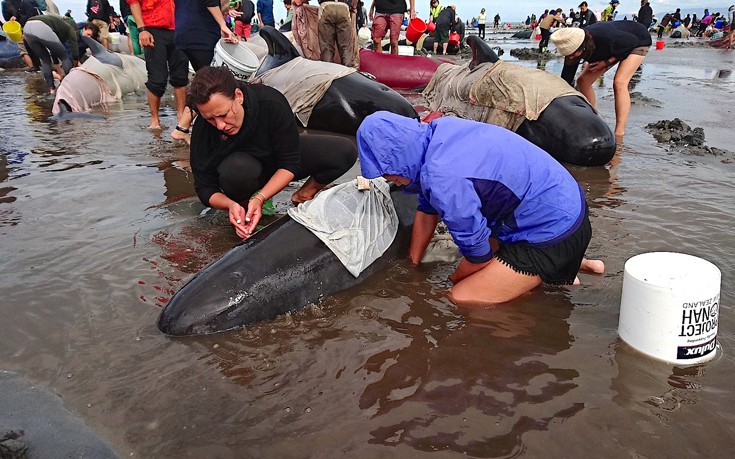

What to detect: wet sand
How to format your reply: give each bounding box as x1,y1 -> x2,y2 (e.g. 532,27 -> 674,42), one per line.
0,37 -> 734,457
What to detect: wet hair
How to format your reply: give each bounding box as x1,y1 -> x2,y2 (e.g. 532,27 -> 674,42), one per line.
83,22 -> 100,41
189,66 -> 239,106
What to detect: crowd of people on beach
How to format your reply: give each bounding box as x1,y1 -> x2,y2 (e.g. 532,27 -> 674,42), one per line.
2,0 -> 733,305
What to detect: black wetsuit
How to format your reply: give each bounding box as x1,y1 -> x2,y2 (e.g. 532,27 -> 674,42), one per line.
190,84 -> 357,205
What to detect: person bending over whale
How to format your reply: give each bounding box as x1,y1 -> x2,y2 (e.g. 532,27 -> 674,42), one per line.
189,66 -> 357,239
551,21 -> 651,137
356,111 -> 605,305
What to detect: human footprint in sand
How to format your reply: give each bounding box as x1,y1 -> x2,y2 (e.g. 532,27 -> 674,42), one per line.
188,66 -> 357,239
357,111 -> 604,305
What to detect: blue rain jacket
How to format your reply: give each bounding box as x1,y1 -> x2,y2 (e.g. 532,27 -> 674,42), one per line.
357,112 -> 587,263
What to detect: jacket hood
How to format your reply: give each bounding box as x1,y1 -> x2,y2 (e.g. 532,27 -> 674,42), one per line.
356,112 -> 431,185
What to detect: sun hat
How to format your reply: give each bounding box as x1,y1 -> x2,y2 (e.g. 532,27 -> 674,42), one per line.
550,28 -> 585,56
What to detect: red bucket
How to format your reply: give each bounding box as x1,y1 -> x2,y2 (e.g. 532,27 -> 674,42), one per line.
406,18 -> 427,43
448,32 -> 460,46
655,40 -> 665,50
426,20 -> 436,32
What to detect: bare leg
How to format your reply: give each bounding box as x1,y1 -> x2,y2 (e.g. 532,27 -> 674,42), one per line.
449,258 -> 542,305
612,54 -> 645,136
147,90 -> 161,130
22,54 -> 33,68
390,39 -> 398,55
373,39 -> 382,53
442,43 -> 448,54
576,62 -> 607,110
173,85 -> 187,122
291,177 -> 327,204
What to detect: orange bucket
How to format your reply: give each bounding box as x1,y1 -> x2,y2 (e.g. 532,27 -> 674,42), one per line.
655,40 -> 665,50
405,18 -> 427,43
448,32 -> 460,46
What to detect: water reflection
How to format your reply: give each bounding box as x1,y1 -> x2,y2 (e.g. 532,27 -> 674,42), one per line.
611,340 -> 711,416
358,279 -> 580,457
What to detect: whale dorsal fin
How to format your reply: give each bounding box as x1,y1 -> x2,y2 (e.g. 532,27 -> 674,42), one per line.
254,26 -> 302,77
81,35 -> 124,68
467,35 -> 499,70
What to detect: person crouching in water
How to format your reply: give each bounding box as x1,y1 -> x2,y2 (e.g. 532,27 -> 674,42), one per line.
356,111 -> 605,305
551,21 -> 651,137
188,66 -> 357,239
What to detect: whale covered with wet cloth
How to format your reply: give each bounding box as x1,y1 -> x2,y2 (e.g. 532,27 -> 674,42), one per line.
249,26 -> 418,136
157,183 -> 418,336
423,35 -> 616,167
51,36 -> 147,116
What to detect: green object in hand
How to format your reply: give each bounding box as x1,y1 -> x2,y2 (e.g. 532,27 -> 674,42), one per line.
229,0 -> 240,7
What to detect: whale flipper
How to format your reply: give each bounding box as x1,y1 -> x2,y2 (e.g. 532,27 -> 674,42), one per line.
466,35 -> 500,70
81,35 -> 124,68
255,25 -> 302,77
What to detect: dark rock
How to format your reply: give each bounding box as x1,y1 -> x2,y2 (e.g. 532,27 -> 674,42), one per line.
510,47 -> 557,60
646,118 -> 735,161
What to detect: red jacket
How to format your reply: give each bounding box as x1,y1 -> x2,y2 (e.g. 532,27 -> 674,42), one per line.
126,0 -> 176,30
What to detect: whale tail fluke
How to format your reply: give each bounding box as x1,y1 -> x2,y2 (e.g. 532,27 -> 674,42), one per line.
467,35 -> 500,70
255,26 -> 302,77
81,35 -> 124,68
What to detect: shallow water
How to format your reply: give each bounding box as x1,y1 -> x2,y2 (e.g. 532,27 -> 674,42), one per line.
1,40 -> 734,457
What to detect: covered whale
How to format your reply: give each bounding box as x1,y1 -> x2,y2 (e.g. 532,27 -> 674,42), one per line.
423,35 -> 616,167
250,26 -> 418,136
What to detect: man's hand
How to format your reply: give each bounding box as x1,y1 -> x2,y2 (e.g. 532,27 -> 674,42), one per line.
139,30 -> 154,47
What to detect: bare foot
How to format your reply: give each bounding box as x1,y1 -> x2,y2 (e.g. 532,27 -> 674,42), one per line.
291,189 -> 316,205
573,276 -> 581,285
170,128 -> 190,144
580,258 -> 605,274
148,122 -> 161,130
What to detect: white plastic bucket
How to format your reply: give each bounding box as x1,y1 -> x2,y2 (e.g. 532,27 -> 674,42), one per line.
397,45 -> 414,56
357,26 -> 371,47
212,39 -> 260,81
619,252 -> 721,365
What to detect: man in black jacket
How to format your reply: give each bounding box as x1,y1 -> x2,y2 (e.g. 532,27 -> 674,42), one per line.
577,1 -> 597,28
637,0 -> 653,29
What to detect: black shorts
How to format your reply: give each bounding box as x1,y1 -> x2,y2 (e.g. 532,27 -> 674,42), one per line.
143,27 -> 190,97
495,206 -> 592,285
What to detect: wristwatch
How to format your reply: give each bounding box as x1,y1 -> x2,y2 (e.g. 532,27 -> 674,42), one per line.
138,26 -> 147,32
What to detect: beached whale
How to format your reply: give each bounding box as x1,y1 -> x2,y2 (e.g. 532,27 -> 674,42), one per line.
158,188 -> 418,335
51,36 -> 147,115
252,26 -> 418,136
423,35 -> 615,167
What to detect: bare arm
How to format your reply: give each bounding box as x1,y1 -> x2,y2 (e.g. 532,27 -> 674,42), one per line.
128,2 -> 153,47
206,5 -> 236,42
408,210 -> 440,265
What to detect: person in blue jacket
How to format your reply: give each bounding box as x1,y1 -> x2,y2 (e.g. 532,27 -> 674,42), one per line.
356,112 -> 605,305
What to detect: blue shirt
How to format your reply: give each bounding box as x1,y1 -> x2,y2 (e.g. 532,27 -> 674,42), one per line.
174,0 -> 221,51
357,112 -> 586,263
257,0 -> 275,25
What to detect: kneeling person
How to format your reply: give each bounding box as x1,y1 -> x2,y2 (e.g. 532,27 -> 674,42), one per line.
189,66 -> 358,239
356,111 -> 604,305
